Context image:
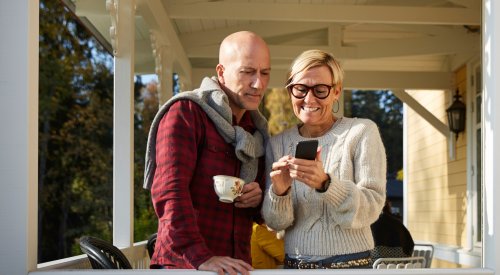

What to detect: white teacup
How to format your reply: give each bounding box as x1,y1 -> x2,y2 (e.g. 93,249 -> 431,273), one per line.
213,175 -> 245,203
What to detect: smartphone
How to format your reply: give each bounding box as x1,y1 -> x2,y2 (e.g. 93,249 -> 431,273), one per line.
295,140 -> 318,160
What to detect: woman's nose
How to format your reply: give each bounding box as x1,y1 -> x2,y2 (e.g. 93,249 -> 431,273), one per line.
303,88 -> 316,102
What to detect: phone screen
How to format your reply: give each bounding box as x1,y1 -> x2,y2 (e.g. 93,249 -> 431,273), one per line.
295,140 -> 318,160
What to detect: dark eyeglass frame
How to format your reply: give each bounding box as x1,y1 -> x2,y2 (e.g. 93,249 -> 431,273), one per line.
286,83 -> 334,99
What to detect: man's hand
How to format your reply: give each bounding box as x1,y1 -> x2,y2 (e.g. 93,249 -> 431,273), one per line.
234,181 -> 262,208
198,256 -> 253,275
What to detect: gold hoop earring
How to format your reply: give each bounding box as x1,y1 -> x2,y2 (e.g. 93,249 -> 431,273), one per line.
332,100 -> 340,113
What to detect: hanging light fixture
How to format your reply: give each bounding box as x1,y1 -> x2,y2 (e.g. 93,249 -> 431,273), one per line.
446,89 -> 466,140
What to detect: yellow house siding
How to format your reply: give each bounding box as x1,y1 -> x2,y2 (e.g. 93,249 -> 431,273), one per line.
433,258 -> 468,268
406,70 -> 468,268
454,66 -> 468,248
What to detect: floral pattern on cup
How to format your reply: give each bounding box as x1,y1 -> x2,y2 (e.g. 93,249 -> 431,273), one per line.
231,180 -> 243,196
213,175 -> 245,203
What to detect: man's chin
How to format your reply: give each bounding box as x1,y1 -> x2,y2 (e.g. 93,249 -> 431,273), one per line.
244,103 -> 261,111
240,99 -> 261,110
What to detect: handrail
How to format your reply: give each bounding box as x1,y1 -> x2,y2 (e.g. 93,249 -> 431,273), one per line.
37,241 -> 149,270
33,242 -> 493,275
30,268 -> 494,275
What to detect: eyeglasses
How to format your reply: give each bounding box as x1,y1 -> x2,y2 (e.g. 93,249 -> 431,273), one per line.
287,83 -> 333,99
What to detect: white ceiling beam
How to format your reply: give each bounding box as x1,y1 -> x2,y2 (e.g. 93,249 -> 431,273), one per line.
384,24 -> 469,38
345,71 -> 453,90
137,0 -> 192,84
192,68 -> 453,91
342,57 -> 449,72
186,45 -> 332,60
167,3 -> 480,25
186,31 -> 478,61
342,32 -> 479,59
179,22 -> 330,47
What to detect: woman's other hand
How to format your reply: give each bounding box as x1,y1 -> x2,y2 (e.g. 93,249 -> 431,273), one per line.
270,155 -> 293,195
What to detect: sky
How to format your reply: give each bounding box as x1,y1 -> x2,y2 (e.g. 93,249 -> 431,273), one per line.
139,74 -> 158,84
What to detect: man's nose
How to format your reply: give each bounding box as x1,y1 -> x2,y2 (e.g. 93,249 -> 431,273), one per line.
251,75 -> 263,89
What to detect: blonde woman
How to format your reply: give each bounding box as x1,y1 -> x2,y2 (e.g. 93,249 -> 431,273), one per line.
262,49 -> 387,269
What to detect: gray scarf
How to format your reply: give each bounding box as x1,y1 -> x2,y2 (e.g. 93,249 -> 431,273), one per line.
143,77 -> 269,189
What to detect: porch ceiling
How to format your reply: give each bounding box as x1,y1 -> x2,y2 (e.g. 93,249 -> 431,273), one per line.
70,0 -> 481,89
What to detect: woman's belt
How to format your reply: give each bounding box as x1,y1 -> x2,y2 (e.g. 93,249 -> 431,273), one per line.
284,252 -> 372,269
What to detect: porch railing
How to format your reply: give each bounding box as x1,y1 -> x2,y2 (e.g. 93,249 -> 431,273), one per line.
33,241 -> 493,275
30,268 -> 494,275
36,241 -> 149,270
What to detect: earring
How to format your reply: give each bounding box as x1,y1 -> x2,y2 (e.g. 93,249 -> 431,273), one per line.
332,100 -> 339,113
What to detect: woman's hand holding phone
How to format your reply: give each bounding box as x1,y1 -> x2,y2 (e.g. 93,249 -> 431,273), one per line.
289,142 -> 329,190
271,140 -> 329,194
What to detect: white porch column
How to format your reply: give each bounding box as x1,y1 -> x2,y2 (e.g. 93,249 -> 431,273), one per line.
150,30 -> 174,104
108,0 -> 135,247
483,0 -> 500,271
158,51 -> 174,104
0,0 -> 39,274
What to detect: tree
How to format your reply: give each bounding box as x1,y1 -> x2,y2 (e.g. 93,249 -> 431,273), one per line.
133,77 -> 159,241
345,90 -> 403,175
264,88 -> 300,136
38,0 -> 171,262
39,0 -> 114,262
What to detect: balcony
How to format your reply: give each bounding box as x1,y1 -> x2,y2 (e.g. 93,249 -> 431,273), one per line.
2,1 -> 500,275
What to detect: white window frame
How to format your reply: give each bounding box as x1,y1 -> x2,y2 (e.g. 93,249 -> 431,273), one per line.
465,59 -> 483,254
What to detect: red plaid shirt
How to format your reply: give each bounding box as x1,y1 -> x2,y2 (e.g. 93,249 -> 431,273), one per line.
150,100 -> 265,269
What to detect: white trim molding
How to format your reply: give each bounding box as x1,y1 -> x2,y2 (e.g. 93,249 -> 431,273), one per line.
428,243 -> 482,268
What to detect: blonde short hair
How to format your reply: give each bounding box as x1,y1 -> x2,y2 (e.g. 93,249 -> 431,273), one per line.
286,49 -> 344,89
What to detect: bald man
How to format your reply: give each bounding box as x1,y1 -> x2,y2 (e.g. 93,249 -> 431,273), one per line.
146,31 -> 271,275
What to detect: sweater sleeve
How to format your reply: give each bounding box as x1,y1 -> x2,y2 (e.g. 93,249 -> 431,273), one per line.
262,136 -> 295,231
313,120 -> 387,229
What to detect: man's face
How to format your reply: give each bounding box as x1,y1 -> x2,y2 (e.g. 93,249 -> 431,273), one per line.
217,43 -> 271,114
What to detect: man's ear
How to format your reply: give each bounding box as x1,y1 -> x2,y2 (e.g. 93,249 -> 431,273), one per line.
216,64 -> 225,84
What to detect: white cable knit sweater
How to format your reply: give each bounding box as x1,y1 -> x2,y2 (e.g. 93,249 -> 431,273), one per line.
262,117 -> 387,258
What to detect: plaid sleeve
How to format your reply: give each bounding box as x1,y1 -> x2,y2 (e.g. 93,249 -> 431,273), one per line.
151,100 -> 213,267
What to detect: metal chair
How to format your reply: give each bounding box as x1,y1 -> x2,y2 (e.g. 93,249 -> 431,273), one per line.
146,233 -> 157,259
412,243 -> 434,268
79,236 -> 132,269
373,256 -> 426,269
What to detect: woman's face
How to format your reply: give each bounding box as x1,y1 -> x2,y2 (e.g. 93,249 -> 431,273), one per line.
290,65 -> 341,126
